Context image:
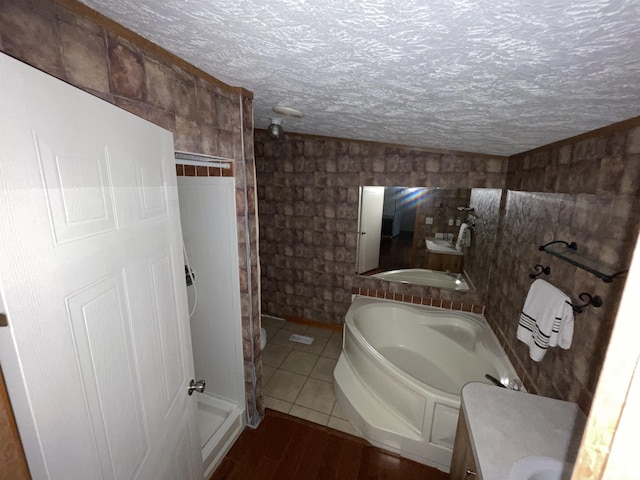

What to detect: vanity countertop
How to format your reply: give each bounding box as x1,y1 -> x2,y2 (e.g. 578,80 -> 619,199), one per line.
461,382 -> 587,479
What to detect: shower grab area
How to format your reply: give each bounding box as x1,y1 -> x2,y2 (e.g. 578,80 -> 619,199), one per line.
177,173 -> 246,478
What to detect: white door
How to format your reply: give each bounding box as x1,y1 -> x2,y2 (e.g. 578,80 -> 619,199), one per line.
0,53 -> 203,480
356,186 -> 385,274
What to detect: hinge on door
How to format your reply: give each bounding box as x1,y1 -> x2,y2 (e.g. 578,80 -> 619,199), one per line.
0,313 -> 7,327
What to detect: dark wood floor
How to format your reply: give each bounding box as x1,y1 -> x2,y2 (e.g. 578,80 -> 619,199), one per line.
210,409 -> 449,480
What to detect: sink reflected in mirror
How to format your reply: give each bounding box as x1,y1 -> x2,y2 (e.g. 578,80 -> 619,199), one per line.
356,186 -> 502,292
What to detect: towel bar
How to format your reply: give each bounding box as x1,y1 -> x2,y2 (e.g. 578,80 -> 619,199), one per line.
567,292 -> 602,314
529,264 -> 550,279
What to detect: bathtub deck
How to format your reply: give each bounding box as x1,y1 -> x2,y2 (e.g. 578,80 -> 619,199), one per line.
209,409 -> 449,480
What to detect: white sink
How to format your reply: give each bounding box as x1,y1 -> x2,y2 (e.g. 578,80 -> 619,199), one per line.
429,239 -> 453,247
425,239 -> 463,255
507,455 -> 574,480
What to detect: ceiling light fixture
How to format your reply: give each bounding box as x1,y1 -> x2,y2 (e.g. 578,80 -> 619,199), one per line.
267,118 -> 284,139
267,106 -> 304,140
272,106 -> 304,118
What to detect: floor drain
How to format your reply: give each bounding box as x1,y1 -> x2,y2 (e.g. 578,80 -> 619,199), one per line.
289,334 -> 314,345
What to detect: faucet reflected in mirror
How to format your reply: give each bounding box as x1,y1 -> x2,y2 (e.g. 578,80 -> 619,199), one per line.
356,186 -> 502,292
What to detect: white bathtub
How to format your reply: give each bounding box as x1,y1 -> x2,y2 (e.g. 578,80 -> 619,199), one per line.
372,268 -> 470,291
333,296 -> 519,472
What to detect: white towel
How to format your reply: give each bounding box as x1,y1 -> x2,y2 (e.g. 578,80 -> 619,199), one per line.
455,223 -> 471,251
517,279 -> 574,362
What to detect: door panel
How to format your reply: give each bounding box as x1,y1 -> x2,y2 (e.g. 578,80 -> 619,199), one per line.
146,248 -> 186,409
66,272 -> 150,479
0,53 -> 202,480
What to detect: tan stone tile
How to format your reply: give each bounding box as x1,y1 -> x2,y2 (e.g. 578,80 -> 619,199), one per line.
143,57 -> 174,111
263,370 -> 306,403
263,324 -> 282,345
262,364 -> 277,386
309,356 -> 337,383
321,339 -> 343,359
108,37 -> 145,100
331,401 -> 349,420
0,0 -> 65,80
295,378 -> 335,414
60,20 -> 109,93
173,69 -> 197,120
269,329 -> 298,347
293,336 -> 329,356
280,350 -> 319,376
174,116 -> 201,152
262,343 -> 292,368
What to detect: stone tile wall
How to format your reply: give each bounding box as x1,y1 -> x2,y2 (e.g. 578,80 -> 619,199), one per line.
255,130 -> 508,324
256,119 -> 640,414
487,120 -> 640,412
0,0 -> 262,423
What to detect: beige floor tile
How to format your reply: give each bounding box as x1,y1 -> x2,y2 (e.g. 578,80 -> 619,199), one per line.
263,370 -> 307,403
321,339 -> 342,359
293,336 -> 329,355
280,350 -> 319,376
289,405 -> 329,426
262,343 -> 292,368
262,364 -> 277,386
309,356 -> 337,383
264,395 -> 291,414
281,322 -> 309,333
295,378 -> 335,414
269,329 -> 299,347
330,330 -> 344,341
305,326 -> 334,339
263,324 -> 282,344
331,400 -> 349,420
328,417 -> 360,437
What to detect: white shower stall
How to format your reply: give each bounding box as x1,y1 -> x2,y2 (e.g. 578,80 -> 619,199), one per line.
177,171 -> 246,478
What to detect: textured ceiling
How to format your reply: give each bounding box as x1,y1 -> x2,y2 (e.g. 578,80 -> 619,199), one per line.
81,0 -> 640,156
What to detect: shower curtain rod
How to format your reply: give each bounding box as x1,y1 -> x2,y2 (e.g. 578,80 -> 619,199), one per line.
175,150 -> 233,169
175,158 -> 231,169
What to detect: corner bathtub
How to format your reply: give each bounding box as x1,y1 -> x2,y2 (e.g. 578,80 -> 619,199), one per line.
333,296 -> 519,472
372,268 -> 470,291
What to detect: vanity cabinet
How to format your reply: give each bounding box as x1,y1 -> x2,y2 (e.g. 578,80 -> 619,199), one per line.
450,408 -> 480,479
423,251 -> 463,273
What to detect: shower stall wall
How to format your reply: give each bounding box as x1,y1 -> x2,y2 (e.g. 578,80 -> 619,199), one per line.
177,173 -> 246,478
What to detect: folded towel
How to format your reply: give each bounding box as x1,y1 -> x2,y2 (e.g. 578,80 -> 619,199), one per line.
517,279 -> 574,362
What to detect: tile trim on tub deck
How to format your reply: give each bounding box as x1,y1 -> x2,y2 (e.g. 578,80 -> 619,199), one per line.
350,287 -> 485,315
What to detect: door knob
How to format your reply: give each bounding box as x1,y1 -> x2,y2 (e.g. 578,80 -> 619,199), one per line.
188,379 -> 206,395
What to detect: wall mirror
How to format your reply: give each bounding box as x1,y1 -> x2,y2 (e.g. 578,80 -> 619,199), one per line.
356,187 -> 503,292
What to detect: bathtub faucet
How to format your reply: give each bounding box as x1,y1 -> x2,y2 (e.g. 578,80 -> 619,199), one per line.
485,374 -> 523,391
444,271 -> 463,284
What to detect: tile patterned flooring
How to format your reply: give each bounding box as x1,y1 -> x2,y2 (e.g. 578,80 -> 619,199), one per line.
261,316 -> 360,436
